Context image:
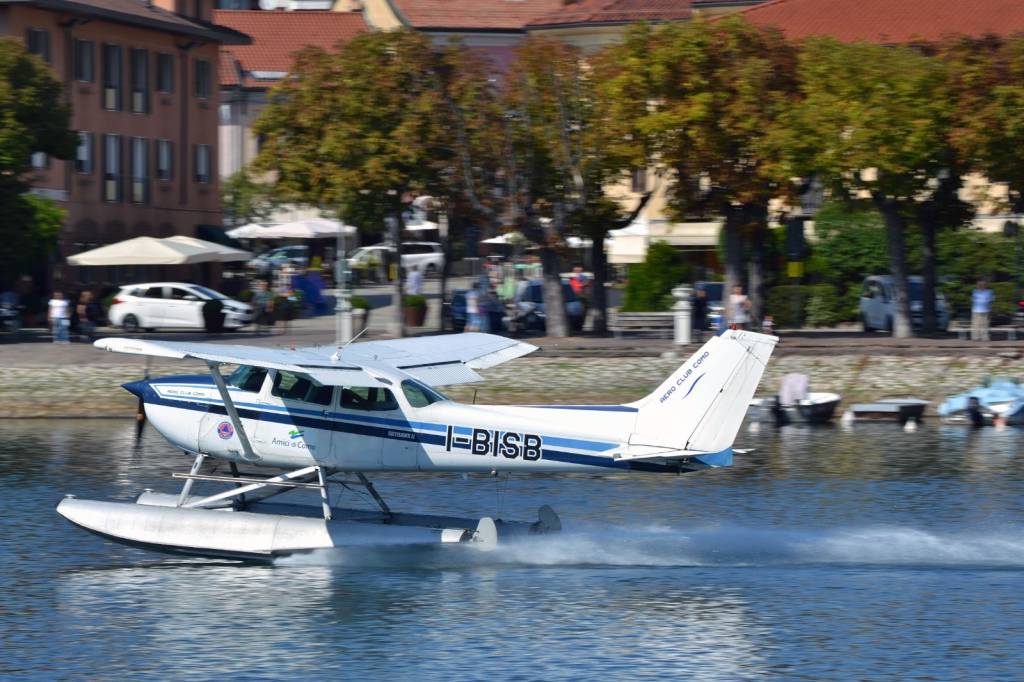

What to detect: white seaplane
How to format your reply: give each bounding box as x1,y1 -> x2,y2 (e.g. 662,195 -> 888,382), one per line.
57,328 -> 777,560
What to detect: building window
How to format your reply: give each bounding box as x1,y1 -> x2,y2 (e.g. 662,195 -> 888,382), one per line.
194,144 -> 210,183
630,167 -> 646,194
130,49 -> 149,114
156,139 -> 173,181
76,132 -> 94,174
102,45 -> 123,111
31,152 -> 49,169
194,59 -> 211,99
74,40 -> 95,82
131,137 -> 149,203
26,29 -> 50,63
156,53 -> 174,94
103,134 -> 122,202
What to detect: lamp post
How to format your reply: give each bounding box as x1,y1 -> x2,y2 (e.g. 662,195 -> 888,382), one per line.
1004,218 -> 1022,318
334,227 -> 352,347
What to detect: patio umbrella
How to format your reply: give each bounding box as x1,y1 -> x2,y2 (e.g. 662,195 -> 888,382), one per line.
67,236 -> 216,266
257,218 -> 356,239
162,236 -> 251,262
226,222 -> 273,239
404,219 -> 439,232
481,231 -> 529,246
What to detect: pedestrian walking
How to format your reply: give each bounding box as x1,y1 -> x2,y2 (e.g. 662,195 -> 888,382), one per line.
728,285 -> 751,330
971,279 -> 993,341
48,291 -> 70,343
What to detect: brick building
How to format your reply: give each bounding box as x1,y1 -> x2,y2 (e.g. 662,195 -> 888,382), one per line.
0,0 -> 248,285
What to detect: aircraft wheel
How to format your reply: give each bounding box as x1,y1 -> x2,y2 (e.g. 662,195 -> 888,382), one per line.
122,314 -> 140,332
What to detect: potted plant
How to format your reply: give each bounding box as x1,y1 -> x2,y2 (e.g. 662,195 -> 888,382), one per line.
351,295 -> 371,333
403,294 -> 427,327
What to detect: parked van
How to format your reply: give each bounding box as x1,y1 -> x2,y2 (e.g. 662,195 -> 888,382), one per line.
859,275 -> 949,332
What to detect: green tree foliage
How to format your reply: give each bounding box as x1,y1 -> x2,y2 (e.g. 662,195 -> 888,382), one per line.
774,38 -> 951,338
599,18 -> 797,323
254,30 -> 460,336
221,169 -> 274,226
0,39 -> 76,285
621,241 -> 688,312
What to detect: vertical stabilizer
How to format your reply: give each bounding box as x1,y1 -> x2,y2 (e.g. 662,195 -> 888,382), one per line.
628,330 -> 778,453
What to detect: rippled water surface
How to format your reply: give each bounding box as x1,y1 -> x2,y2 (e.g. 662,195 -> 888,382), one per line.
1,419 -> 1022,680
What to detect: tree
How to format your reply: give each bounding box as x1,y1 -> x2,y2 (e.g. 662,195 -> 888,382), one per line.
774,38 -> 951,338
598,18 -> 798,325
254,31 -> 455,337
0,38 -> 76,286
221,168 -> 274,226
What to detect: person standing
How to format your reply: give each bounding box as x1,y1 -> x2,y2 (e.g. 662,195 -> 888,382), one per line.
728,285 -> 751,330
465,284 -> 481,332
48,291 -> 70,343
971,279 -> 993,341
77,291 -> 102,341
406,264 -> 423,296
252,280 -> 275,335
691,288 -> 708,341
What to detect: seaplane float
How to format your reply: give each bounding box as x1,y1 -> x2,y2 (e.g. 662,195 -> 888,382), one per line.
57,328 -> 778,561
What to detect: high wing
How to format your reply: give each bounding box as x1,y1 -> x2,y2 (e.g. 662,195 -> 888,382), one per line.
323,333 -> 537,386
94,333 -> 537,387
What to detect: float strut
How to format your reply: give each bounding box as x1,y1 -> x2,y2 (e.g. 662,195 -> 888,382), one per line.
357,473 -> 391,517
207,361 -> 258,461
177,452 -> 207,507
316,466 -> 332,521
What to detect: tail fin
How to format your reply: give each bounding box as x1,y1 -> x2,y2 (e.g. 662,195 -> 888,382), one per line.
628,330 -> 778,454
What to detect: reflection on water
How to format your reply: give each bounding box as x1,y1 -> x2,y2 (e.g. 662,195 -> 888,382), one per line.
0,419 -> 1022,679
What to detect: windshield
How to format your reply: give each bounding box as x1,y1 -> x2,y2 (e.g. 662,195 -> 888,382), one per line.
908,281 -> 924,301
190,285 -> 227,300
401,379 -> 447,407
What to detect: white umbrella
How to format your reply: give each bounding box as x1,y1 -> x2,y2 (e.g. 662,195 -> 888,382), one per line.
227,222 -> 273,239
404,219 -> 439,232
258,218 -> 356,239
481,231 -> 529,246
163,236 -> 251,262
68,236 -> 215,266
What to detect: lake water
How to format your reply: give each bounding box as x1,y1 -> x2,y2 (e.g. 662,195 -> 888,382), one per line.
1,418 -> 1022,680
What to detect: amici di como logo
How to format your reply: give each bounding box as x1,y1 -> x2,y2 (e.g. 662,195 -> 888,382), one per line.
217,421 -> 235,440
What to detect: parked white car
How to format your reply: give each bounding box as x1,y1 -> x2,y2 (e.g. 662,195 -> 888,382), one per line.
859,275 -> 950,332
108,282 -> 253,331
348,242 -> 445,275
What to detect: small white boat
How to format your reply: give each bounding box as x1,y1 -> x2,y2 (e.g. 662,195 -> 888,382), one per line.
850,399 -> 929,424
750,374 -> 841,425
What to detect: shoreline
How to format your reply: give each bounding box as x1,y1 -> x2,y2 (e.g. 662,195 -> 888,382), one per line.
2,349 -> 1020,419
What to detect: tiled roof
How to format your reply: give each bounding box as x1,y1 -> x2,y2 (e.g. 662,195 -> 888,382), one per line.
738,0 -> 1024,44
1,0 -> 250,42
528,0 -> 690,28
214,10 -> 366,87
388,0 -> 563,31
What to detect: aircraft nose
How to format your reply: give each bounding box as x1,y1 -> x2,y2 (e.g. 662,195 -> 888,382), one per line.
122,379 -> 150,399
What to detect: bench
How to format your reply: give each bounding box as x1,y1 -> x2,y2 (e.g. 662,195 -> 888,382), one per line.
951,319 -> 1020,341
610,311 -> 675,339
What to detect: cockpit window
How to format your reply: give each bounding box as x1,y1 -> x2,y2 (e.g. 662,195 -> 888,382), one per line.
340,386 -> 399,411
272,371 -> 332,405
228,365 -> 267,393
401,379 -> 446,408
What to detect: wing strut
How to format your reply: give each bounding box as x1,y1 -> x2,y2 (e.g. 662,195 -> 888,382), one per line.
207,361 -> 258,462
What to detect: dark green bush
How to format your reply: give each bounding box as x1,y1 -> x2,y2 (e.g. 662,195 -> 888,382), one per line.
403,294 -> 427,309
622,241 -> 689,312
350,295 -> 371,310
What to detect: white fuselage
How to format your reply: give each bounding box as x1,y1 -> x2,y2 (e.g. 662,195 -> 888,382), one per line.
137,374 -> 686,474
